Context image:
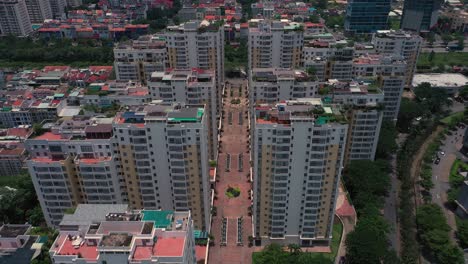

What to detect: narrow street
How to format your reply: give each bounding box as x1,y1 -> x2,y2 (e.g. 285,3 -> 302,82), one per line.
209,79 -> 254,264
383,153 -> 400,255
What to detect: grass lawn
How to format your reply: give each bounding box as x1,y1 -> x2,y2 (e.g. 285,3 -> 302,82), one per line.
417,52 -> 468,68
252,220 -> 343,263
440,111 -> 465,126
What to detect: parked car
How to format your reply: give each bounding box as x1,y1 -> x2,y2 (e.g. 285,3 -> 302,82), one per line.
434,158 -> 441,165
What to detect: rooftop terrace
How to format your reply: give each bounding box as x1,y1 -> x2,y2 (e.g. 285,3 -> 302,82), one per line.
100,233 -> 133,247
256,99 -> 346,125
0,225 -> 30,237
115,103 -> 205,125
251,69 -> 311,82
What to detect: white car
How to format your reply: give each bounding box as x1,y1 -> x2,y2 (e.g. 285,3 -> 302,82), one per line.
439,151 -> 446,156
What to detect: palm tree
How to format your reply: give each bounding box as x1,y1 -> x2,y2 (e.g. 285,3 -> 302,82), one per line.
287,243 -> 301,254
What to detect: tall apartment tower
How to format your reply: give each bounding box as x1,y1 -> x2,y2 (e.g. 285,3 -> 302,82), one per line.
252,99 -> 348,246
249,69 -> 384,163
344,0 -> 391,34
353,54 -> 408,121
114,35 -> 168,84
25,119 -> 123,226
0,0 -> 32,36
113,103 -> 211,231
302,42 -> 355,82
248,20 -> 304,69
401,0 -> 443,32
148,69 -> 218,159
26,104 -> 211,231
249,68 -> 319,104
372,30 -> 422,88
164,21 -> 224,94
48,0 -> 65,19
329,81 -> 384,162
25,0 -> 52,23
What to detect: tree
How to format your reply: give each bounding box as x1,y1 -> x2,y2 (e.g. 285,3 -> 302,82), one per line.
314,0 -> 327,9
414,82 -> 450,114
441,33 -> 453,44
427,33 -> 435,46
253,244 -> 289,264
376,121 -> 398,159
344,160 -> 390,212
309,15 -> 320,23
297,254 -> 333,264
459,85 -> 468,100
428,50 -> 435,62
456,219 -> 468,248
436,244 -> 464,264
28,206 -> 44,226
416,204 -> 464,263
345,215 -> 390,264
287,244 -> 301,254
397,98 -> 426,132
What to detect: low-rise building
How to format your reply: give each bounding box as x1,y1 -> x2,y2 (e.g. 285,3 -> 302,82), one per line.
0,126 -> 32,176
412,73 -> 468,95
50,205 -> 197,264
0,224 -> 39,263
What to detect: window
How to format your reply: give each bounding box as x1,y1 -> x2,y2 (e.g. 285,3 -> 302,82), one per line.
81,146 -> 93,152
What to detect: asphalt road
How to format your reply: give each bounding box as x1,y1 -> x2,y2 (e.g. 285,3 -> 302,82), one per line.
421,47 -> 468,53
431,126 -> 467,241
383,153 -> 400,254
383,134 -> 407,255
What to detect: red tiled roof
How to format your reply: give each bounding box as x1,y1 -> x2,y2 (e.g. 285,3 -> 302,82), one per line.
7,128 -> 31,139
34,132 -> 64,141
58,237 -> 98,261
195,245 -> 207,262
154,237 -> 185,257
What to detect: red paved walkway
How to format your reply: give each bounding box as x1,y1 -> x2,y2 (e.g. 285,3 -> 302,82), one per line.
209,79 -> 255,264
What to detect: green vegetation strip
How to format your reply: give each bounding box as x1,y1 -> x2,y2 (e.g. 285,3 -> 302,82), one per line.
440,111 -> 465,125
252,221 -> 342,264
417,52 -> 468,68
448,159 -> 468,205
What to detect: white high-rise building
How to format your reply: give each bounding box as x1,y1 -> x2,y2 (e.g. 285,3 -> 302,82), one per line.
164,21 -> 224,91
0,0 -> 32,36
302,41 -> 355,82
25,119 -> 122,226
26,103 -> 212,231
114,35 -> 168,84
252,99 -> 348,246
353,54 -> 407,121
48,0 -> 65,18
248,19 -> 304,69
25,0 -> 52,23
328,80 -> 384,162
112,102 -> 211,231
249,68 -> 318,103
372,30 -> 422,87
148,69 -> 218,159
249,68 -> 385,162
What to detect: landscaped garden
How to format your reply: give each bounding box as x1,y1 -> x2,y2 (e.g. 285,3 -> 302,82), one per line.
226,186 -> 241,198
